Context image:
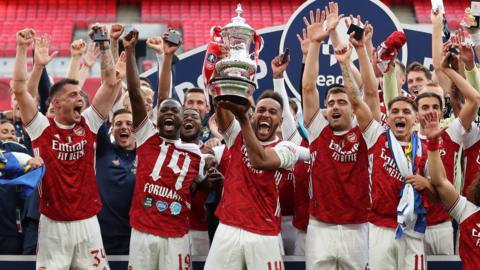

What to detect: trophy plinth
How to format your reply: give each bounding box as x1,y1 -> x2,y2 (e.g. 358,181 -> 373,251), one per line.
209,76 -> 255,105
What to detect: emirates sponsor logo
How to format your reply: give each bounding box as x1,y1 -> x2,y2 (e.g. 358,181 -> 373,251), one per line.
380,148 -> 403,182
52,139 -> 87,161
328,140 -> 359,163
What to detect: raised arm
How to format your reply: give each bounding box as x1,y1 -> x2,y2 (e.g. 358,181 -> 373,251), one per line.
146,36 -> 170,102
157,33 -> 181,103
335,44 -> 373,130
66,39 -> 86,80
78,43 -> 99,89
272,54 -> 297,140
12,29 -> 38,124
302,8 -> 330,124
124,29 -> 146,129
421,112 -> 459,210
350,23 -> 381,121
110,24 -> 124,63
439,53 -> 480,130
89,24 -> 120,119
28,34 -> 58,102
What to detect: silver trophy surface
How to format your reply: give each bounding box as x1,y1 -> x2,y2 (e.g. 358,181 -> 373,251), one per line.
208,3 -> 263,105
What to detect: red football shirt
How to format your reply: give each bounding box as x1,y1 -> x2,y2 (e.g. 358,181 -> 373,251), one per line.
307,110 -> 369,224
215,120 -> 301,235
189,190 -> 208,231
362,120 -> 425,228
449,195 -> 480,270
461,123 -> 480,198
25,107 -> 104,221
130,119 -> 204,237
292,138 -> 310,232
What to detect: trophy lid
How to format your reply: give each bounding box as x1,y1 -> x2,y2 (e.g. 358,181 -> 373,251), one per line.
223,3 -> 254,32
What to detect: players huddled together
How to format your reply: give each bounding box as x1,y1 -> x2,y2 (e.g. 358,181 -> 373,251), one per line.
2,1 -> 480,270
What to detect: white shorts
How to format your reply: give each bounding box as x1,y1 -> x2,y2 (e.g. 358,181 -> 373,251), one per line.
128,228 -> 190,270
281,215 -> 297,255
305,218 -> 368,270
293,230 -> 306,256
369,223 -> 425,270
189,229 -> 210,256
36,214 -> 109,270
204,223 -> 284,270
424,221 -> 454,255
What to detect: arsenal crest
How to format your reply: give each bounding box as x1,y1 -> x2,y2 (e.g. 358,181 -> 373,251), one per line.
346,132 -> 357,143
73,126 -> 85,136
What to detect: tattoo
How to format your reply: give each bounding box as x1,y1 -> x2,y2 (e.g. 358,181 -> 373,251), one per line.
339,62 -> 362,98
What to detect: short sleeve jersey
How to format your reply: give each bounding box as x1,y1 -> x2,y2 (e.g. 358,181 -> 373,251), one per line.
307,110 -> 369,224
215,120 -> 300,235
24,107 -> 104,221
130,118 -> 203,238
449,195 -> 480,270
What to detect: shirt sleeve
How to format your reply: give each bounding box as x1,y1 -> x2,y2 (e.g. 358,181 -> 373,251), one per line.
305,109 -> 328,143
447,118 -> 480,149
82,106 -> 105,134
273,78 -> 298,141
134,117 -> 158,147
465,66 -> 480,93
24,112 -> 50,141
220,119 -> 241,148
273,141 -> 307,170
362,120 -> 385,149
212,144 -> 226,164
449,195 -> 480,223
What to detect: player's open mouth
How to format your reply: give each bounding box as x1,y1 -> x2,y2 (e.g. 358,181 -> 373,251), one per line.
395,119 -> 406,131
119,131 -> 130,139
258,121 -> 271,134
73,105 -> 82,118
163,118 -> 176,131
332,112 -> 341,119
184,122 -> 194,130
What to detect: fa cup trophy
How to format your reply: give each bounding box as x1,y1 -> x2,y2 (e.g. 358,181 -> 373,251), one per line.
206,3 -> 264,105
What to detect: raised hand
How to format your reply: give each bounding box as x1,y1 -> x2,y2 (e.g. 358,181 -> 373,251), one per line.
303,8 -> 329,43
110,24 -> 125,40
34,34 -> 59,66
296,28 -> 310,59
123,29 -> 139,50
364,22 -> 374,44
82,43 -> 100,67
334,44 -> 353,64
146,37 -> 164,54
115,51 -> 127,80
88,23 -> 108,41
162,30 -> 182,55
16,28 -> 35,48
271,53 -> 290,78
216,100 -> 251,120
325,2 -> 343,32
420,111 -> 444,140
70,39 -> 86,57
349,21 -> 371,48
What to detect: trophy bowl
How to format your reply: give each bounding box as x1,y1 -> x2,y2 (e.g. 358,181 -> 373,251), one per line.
209,76 -> 255,105
207,3 -> 262,105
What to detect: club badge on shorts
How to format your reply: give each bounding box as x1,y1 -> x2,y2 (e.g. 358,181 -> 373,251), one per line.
170,201 -> 182,215
156,200 -> 168,212
142,195 -> 154,209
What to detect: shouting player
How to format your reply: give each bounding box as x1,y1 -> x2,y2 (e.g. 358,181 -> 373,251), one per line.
204,90 -> 309,269
124,29 -> 204,270
13,25 -> 120,269
302,8 -> 369,270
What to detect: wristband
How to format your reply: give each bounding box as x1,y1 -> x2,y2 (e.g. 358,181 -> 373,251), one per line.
427,138 -> 441,151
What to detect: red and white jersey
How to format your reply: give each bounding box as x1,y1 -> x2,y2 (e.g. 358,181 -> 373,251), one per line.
307,110 -> 369,224
292,138 -> 310,232
449,195 -> 480,270
420,119 -> 463,226
189,190 -> 208,231
25,107 -> 104,221
215,120 -> 303,235
362,120 -> 426,228
460,123 -> 480,197
130,119 -> 204,238
278,169 -> 295,216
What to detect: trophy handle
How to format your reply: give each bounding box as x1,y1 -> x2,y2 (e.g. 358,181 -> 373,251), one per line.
250,33 -> 264,64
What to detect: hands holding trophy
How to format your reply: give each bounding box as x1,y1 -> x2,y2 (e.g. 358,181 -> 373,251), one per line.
206,3 -> 264,105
